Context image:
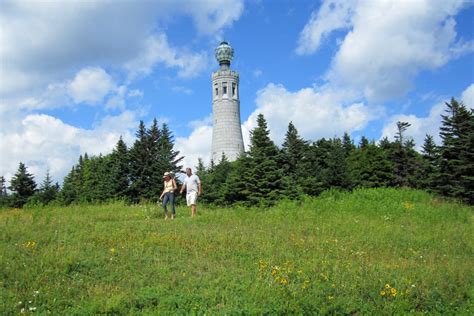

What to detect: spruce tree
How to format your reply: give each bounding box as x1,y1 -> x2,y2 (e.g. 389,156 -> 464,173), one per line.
437,98 -> 474,203
348,141 -> 394,188
391,121 -> 411,187
342,132 -> 356,157
0,176 -> 8,207
419,134 -> 440,191
110,137 -> 130,199
223,153 -> 254,204
147,119 -> 163,200
158,123 -> 184,180
9,162 -> 37,208
359,136 -> 369,149
36,170 -> 59,205
59,166 -> 79,205
247,114 -> 286,204
209,154 -> 232,204
129,121 -> 152,202
281,121 -> 308,178
324,138 -> 352,190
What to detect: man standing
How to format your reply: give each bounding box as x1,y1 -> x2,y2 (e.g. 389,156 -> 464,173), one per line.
180,167 -> 202,217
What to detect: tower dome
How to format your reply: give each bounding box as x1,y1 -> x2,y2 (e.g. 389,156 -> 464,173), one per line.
215,41 -> 234,67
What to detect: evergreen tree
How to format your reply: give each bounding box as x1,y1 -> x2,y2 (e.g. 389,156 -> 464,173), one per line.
391,121 -> 412,187
157,123 -> 184,183
342,132 -> 356,157
59,166 -> 79,205
129,121 -> 152,202
0,176 -> 9,207
247,114 -> 286,204
195,158 -> 207,177
437,98 -> 474,203
281,122 -> 308,177
297,140 -> 326,196
323,138 -> 352,190
9,162 -> 37,208
110,137 -> 130,198
208,154 -> 232,204
82,155 -> 115,202
349,141 -> 394,188
418,134 -> 440,190
35,170 -> 59,205
146,119 -> 163,200
223,153 -> 255,204
359,136 -> 369,149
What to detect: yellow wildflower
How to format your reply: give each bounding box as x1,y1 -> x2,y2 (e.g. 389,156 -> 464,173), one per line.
391,288 -> 397,297
380,290 -> 386,296
271,266 -> 279,276
279,277 -> 288,285
385,283 -> 391,289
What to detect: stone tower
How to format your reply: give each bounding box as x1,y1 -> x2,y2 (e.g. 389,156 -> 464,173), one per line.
211,41 -> 244,162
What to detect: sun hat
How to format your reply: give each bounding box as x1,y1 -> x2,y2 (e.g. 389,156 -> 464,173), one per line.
163,172 -> 172,178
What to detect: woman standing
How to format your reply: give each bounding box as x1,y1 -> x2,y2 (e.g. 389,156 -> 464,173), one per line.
160,172 -> 177,220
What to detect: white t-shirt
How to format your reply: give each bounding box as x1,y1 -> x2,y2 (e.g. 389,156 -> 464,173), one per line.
183,174 -> 200,194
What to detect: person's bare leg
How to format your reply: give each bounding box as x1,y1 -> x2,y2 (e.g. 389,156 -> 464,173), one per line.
191,205 -> 196,217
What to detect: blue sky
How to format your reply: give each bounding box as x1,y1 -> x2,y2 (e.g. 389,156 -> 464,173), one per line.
1,0 -> 473,184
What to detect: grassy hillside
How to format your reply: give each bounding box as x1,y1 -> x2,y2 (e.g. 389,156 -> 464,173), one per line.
1,188 -> 472,314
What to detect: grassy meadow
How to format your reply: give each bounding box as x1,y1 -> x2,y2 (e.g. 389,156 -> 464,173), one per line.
1,188 -> 473,314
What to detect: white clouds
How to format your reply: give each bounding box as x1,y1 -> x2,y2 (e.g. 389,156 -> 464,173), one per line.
298,0 -> 474,101
380,83 -> 474,149
296,0 -> 353,55
68,67 -> 115,104
124,33 -> 209,80
461,83 -> 474,107
243,83 -> 376,145
184,0 -> 244,36
176,125 -> 213,170
0,0 -> 244,99
0,111 -> 139,184
380,102 -> 445,149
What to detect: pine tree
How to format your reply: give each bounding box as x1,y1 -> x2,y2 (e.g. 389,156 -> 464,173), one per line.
391,121 -> 412,187
342,132 -> 356,157
146,119 -> 163,200
209,154 -> 232,204
223,153 -> 254,204
437,98 -> 474,203
36,170 -> 59,205
157,123 -> 184,182
359,136 -> 369,149
324,138 -> 352,189
348,141 -> 394,188
9,162 -> 37,208
247,114 -> 286,204
419,134 -> 440,190
129,121 -> 152,202
82,155 -> 115,202
0,176 -> 9,207
110,137 -> 130,199
281,122 -> 308,177
59,166 -> 79,205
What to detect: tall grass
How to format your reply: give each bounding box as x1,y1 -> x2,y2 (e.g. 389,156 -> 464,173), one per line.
1,188 -> 472,314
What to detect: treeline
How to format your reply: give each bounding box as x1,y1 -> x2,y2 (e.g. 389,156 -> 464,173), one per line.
0,119 -> 183,208
0,98 -> 472,208
198,98 -> 473,205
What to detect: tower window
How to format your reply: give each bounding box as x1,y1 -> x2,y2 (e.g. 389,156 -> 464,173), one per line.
223,82 -> 228,96
214,83 -> 218,97
232,83 -> 236,96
